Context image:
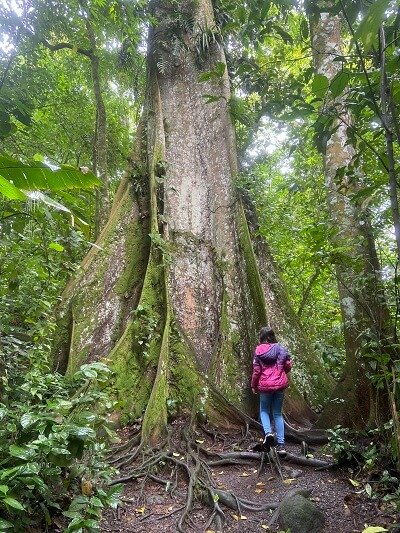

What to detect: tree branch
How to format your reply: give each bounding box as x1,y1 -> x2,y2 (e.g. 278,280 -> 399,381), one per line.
38,38 -> 93,58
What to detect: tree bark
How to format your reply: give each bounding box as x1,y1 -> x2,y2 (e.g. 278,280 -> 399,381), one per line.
80,1 -> 109,237
54,0 -> 332,441
308,7 -> 391,429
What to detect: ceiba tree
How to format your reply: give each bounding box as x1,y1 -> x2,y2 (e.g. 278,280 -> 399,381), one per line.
54,0 -> 332,443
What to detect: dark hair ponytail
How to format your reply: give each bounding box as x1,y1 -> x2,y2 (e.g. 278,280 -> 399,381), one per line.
259,326 -> 277,344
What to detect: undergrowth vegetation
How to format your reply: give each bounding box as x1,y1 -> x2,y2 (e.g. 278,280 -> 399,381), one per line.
0,338 -> 122,531
0,200 -> 122,530
326,424 -> 400,514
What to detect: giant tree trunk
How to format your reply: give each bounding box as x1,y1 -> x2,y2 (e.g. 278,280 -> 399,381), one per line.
54,0 -> 332,442
308,6 -> 391,429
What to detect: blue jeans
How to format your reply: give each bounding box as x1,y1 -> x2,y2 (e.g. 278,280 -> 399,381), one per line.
259,390 -> 285,445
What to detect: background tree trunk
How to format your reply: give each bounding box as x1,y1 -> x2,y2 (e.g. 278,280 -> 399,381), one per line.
308,6 -> 391,429
54,0 -> 332,441
80,0 -> 109,236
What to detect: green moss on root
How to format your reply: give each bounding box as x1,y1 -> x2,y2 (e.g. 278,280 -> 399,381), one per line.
237,202 -> 267,329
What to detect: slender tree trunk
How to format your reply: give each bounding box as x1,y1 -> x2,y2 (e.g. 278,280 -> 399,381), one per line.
54,0 -> 332,441
80,1 -> 109,236
379,27 -> 400,262
308,7 -> 391,428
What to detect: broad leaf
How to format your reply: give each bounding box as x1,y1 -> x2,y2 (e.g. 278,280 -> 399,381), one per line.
354,0 -> 391,52
49,242 -> 65,252
311,74 -> 329,99
0,518 -> 13,530
0,175 -> 27,200
3,496 -> 24,510
0,154 -> 100,191
330,71 -> 351,98
8,445 -> 36,461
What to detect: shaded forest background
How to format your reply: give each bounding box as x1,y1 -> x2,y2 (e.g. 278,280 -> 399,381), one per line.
0,0 -> 399,530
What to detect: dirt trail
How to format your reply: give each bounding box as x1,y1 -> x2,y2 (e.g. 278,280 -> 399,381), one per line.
102,420 -> 399,533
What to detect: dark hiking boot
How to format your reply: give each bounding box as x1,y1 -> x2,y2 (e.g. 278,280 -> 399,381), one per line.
263,433 -> 276,450
252,433 -> 275,453
276,444 -> 287,457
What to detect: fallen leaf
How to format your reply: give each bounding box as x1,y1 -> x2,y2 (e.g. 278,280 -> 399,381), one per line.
218,471 -> 224,475
349,478 -> 360,487
232,514 -> 240,521
195,439 -> 204,444
256,482 -> 266,486
240,515 -> 247,520
255,488 -> 264,494
283,478 -> 295,484
240,472 -> 250,477
172,452 -> 180,457
261,526 -> 270,531
135,506 -> 146,514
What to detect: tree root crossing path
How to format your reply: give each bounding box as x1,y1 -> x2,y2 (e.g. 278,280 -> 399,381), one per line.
101,418 -> 393,533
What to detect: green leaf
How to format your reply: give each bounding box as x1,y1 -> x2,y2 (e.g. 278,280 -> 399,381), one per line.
82,519 -> 101,529
49,242 -> 65,252
8,444 -> 36,461
0,154 -> 100,191
0,462 -> 40,480
198,61 -> 226,82
330,71 -> 351,98
311,73 -> 329,99
20,413 -> 40,429
361,527 -> 388,533
3,496 -> 24,510
105,484 -> 123,509
0,518 -> 14,530
272,23 -> 293,44
215,61 -> 226,77
0,486 -> 9,494
0,175 -> 27,200
354,0 -> 391,52
365,482 -> 372,497
300,17 -> 309,40
48,451 -> 72,467
70,426 -> 96,440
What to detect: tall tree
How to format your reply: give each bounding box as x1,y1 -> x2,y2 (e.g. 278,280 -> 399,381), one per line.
54,0 -> 332,441
79,0 -> 109,235
307,2 -> 392,429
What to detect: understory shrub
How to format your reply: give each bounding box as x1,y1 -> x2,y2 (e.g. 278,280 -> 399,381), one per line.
326,424 -> 399,513
0,341 -> 122,532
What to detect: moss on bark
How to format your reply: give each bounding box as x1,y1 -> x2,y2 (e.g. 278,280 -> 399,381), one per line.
53,0 -> 334,444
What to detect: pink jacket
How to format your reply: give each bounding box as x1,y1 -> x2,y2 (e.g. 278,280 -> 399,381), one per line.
251,343 -> 292,392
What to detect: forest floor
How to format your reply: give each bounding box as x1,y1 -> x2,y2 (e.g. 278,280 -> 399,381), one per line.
102,418 -> 400,533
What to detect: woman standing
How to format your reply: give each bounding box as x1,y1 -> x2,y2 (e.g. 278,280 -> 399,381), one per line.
251,326 -> 292,455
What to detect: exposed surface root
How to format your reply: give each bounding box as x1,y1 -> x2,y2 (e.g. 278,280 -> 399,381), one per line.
285,420 -> 329,444
107,426 -> 277,530
106,417 -> 335,532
